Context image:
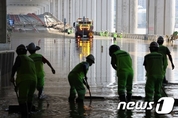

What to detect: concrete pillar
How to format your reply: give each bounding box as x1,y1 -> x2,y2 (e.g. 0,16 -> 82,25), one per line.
116,0 -> 137,33
116,0 -> 123,33
68,0 -> 72,25
130,0 -> 137,33
96,0 -> 102,32
146,0 -> 155,34
58,0 -> 62,21
123,0 -> 130,33
107,0 -> 115,32
101,0 -> 107,31
45,4 -> 49,12
92,0 -> 97,31
71,0 -> 76,23
79,0 -> 83,17
50,1 -> 54,15
43,5 -> 46,13
54,0 -> 58,19
86,0 -> 91,18
40,7 -> 43,14
47,4 -> 50,12
0,0 -> 6,43
147,0 -> 175,35
82,0 -> 87,16
165,0 -> 175,35
155,0 -> 165,35
63,0 -> 69,22
75,0 -> 80,18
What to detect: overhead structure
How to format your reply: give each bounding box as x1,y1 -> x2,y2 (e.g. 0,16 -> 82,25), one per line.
0,0 -> 176,44
7,0 -> 51,15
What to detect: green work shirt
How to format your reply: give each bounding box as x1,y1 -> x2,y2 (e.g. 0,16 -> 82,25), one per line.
143,52 -> 164,77
158,45 -> 170,68
113,33 -> 117,38
69,62 -> 89,80
173,31 -> 178,36
16,55 -> 37,84
112,50 -> 133,73
29,53 -> 45,78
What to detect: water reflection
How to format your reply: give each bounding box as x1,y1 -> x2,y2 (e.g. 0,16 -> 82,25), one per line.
76,40 -> 93,62
69,102 -> 91,118
0,33 -> 177,118
144,110 -> 172,118
117,109 -> 133,118
10,36 -> 178,85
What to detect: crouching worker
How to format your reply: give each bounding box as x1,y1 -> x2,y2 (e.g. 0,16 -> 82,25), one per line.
109,45 -> 134,102
26,42 -> 55,100
143,42 -> 164,103
68,54 -> 95,104
10,44 -> 37,118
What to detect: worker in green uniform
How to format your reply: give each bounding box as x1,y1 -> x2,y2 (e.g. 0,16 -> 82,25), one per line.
143,42 -> 164,102
68,54 -> 95,103
11,44 -> 37,118
109,45 -> 134,102
26,42 -> 55,100
157,36 -> 175,84
113,31 -> 118,41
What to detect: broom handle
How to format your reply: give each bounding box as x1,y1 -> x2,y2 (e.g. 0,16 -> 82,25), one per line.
12,82 -> 19,99
85,78 -> 92,107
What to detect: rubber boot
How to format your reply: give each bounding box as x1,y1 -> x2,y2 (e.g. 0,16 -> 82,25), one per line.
27,102 -> 32,113
119,94 -> 127,110
37,87 -> 43,100
19,103 -> 29,118
119,94 -> 127,102
28,102 -> 38,113
77,101 -> 85,116
126,93 -> 132,102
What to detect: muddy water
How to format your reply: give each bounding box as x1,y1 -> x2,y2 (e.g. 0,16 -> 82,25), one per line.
0,32 -> 178,118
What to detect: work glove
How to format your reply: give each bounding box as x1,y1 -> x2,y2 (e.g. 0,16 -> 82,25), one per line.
172,64 -> 175,70
51,68 -> 55,74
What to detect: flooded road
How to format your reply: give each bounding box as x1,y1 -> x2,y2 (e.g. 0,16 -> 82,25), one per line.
0,32 -> 178,118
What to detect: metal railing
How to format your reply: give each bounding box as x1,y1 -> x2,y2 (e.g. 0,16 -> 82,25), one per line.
94,31 -> 162,41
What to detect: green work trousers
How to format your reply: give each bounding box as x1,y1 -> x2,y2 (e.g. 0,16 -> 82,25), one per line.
37,76 -> 45,88
117,71 -> 133,95
68,73 -> 86,100
145,76 -> 163,102
17,80 -> 36,104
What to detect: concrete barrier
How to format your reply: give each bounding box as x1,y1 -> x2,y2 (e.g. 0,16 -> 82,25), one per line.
0,50 -> 14,87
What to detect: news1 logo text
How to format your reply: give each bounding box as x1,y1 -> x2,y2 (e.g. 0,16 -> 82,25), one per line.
117,97 -> 175,114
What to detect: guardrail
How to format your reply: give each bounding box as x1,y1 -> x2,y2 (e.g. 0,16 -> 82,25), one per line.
0,50 -> 14,87
94,31 -> 164,41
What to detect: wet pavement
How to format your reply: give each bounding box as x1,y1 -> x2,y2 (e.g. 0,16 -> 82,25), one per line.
0,32 -> 178,118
